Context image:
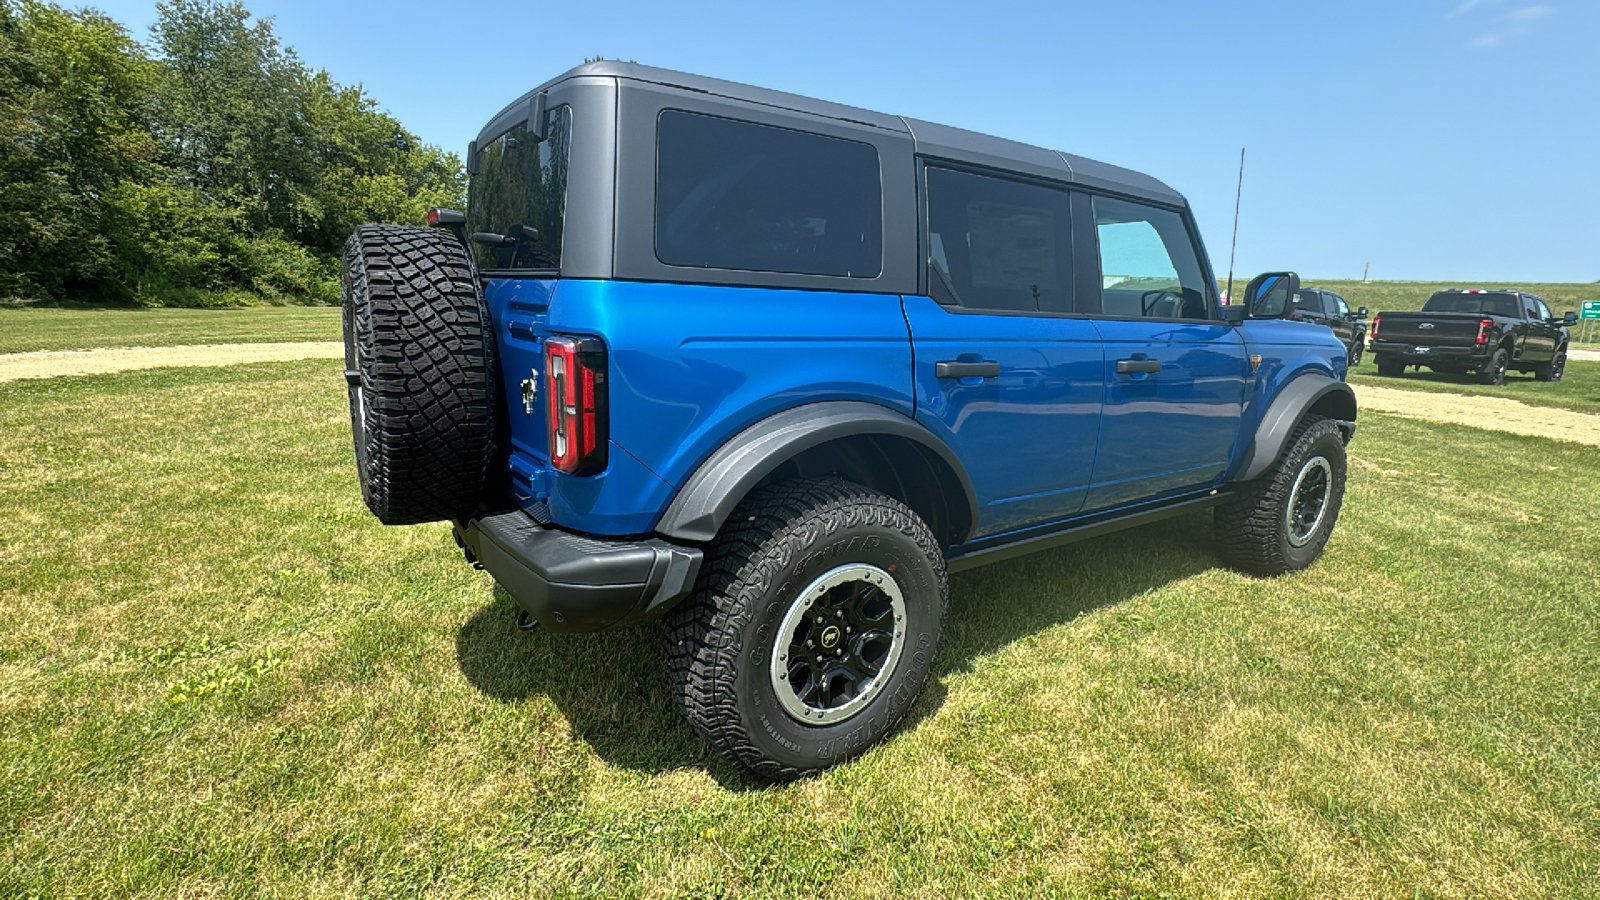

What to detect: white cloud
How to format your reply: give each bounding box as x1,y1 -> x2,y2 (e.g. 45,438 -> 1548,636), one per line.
1449,0 -> 1491,17
1505,4 -> 1556,21
1465,3 -> 1557,48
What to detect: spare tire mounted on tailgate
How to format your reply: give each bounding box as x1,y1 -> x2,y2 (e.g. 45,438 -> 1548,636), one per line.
341,224 -> 498,525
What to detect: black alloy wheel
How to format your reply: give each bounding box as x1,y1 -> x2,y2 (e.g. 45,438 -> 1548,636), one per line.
1478,348 -> 1509,385
771,564 -> 906,725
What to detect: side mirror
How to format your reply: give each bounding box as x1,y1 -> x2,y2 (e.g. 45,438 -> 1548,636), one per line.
1243,272 -> 1301,319
1562,311 -> 1579,327
1358,306 -> 1369,318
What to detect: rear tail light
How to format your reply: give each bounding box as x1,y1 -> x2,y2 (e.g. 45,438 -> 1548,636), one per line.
1370,316 -> 1380,340
1475,318 -> 1493,345
544,336 -> 608,475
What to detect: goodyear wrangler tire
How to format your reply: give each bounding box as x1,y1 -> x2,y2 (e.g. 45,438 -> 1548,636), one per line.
665,476 -> 948,781
341,224 -> 498,525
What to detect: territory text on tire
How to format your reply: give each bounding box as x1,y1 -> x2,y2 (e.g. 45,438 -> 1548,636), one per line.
1214,416 -> 1348,576
665,476 -> 948,781
342,224 -> 498,525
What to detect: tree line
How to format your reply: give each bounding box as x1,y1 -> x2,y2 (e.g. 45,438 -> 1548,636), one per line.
0,0 -> 465,306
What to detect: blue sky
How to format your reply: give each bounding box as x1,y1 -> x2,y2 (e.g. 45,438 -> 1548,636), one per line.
92,0 -> 1599,283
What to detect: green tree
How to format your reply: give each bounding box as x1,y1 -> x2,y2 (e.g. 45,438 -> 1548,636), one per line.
0,0 -> 157,299
0,0 -> 464,305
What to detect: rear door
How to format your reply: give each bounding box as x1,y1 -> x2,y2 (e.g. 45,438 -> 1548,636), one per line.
904,165 -> 1103,538
1079,193 -> 1248,511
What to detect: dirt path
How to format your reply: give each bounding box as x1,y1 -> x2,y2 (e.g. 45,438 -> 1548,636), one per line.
5,341 -> 1598,447
1351,383 -> 1600,447
0,342 -> 343,383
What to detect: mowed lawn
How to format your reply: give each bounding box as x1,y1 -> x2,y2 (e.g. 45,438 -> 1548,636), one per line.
2,360 -> 1597,898
0,306 -> 341,354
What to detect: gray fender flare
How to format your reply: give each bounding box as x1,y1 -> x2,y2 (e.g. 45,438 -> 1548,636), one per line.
1232,374 -> 1357,483
654,401 -> 979,544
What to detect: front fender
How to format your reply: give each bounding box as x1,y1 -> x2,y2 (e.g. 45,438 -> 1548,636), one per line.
1230,373 -> 1357,483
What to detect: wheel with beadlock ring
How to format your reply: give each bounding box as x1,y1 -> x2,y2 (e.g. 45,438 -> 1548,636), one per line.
665,476 -> 948,781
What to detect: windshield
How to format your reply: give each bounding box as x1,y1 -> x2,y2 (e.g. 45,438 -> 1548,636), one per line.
466,104 -> 571,270
1422,292 -> 1519,317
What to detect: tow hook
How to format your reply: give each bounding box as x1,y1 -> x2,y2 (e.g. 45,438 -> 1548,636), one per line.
516,610 -> 539,631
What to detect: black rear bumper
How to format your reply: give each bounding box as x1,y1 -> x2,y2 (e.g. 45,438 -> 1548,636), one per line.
454,511 -> 702,633
1370,341 -> 1487,364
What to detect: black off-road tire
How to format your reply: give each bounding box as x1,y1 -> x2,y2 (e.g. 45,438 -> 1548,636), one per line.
1347,336 -> 1364,369
1214,416 -> 1347,576
665,476 -> 948,781
341,224 -> 498,525
1477,347 -> 1510,385
1535,345 -> 1567,382
1375,355 -> 1404,377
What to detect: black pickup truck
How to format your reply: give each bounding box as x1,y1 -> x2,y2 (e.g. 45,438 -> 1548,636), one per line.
1369,289 -> 1577,384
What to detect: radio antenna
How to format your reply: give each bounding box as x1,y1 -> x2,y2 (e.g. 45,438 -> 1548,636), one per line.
1225,147 -> 1245,303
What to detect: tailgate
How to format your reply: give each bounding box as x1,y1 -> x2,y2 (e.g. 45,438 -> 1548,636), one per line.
1377,313 -> 1484,347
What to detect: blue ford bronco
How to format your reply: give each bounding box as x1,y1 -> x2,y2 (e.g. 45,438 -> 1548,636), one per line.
340,62 -> 1357,780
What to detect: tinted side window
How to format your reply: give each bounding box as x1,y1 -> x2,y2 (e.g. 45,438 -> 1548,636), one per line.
1331,293 -> 1350,316
655,110 -> 881,278
925,167 -> 1073,313
1534,297 -> 1552,320
1092,196 -> 1211,319
466,105 -> 571,270
1293,290 -> 1322,315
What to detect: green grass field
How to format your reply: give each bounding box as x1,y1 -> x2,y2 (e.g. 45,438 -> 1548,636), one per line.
2,359 -> 1596,897
0,306 -> 341,354
1348,357 -> 1600,416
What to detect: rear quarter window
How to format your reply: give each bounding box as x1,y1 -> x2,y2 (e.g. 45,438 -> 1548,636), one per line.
654,110 -> 883,278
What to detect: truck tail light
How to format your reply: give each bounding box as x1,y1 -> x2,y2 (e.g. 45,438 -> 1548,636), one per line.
1475,318 -> 1493,345
1370,316 -> 1380,341
544,336 -> 608,475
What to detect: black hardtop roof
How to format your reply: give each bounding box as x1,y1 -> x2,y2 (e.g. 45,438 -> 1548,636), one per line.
489,61 -> 1182,205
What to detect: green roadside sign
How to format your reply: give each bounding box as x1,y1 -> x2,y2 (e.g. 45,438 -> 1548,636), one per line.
1582,300 -> 1600,320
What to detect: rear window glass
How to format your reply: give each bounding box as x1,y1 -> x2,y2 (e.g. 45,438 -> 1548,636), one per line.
925,166 -> 1072,312
467,104 -> 571,270
1423,292 -> 1519,317
655,110 -> 882,278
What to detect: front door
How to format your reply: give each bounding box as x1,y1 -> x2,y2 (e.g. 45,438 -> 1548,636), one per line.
1079,194 -> 1249,511
1524,295 -> 1557,361
905,166 -> 1104,539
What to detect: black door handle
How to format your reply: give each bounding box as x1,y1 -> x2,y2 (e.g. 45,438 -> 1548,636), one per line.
1115,358 -> 1162,375
935,360 -> 1001,379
